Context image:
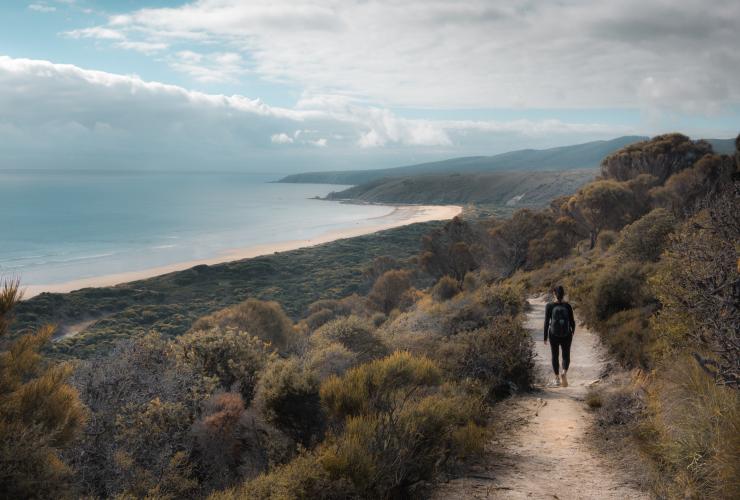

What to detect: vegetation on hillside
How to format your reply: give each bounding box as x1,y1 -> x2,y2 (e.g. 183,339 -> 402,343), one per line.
3,132 -> 737,498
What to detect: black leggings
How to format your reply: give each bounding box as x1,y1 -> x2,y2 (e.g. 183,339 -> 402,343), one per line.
550,335 -> 573,374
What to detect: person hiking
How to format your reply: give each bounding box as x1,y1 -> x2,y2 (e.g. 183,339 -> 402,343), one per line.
543,285 -> 576,387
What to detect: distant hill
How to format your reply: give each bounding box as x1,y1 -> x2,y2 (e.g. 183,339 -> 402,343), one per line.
325,169 -> 597,206
707,138 -> 736,155
279,136 -> 646,184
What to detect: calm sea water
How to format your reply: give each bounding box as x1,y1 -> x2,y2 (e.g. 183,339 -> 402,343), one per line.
0,170 -> 391,286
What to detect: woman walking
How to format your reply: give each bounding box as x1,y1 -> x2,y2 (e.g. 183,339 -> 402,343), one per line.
543,285 -> 576,387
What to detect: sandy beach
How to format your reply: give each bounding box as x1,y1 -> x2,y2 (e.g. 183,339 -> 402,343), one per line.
23,204 -> 461,299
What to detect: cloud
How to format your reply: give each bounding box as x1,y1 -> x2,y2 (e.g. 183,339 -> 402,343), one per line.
0,56 -> 642,172
28,3 -> 56,13
64,27 -> 125,40
71,0 -> 740,113
271,132 -> 293,144
169,51 -> 246,83
115,41 -> 168,54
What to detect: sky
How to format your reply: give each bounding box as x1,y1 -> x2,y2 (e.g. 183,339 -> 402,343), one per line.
0,0 -> 738,173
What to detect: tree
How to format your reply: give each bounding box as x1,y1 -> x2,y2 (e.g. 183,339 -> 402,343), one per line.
367,269 -> 412,315
600,133 -> 713,183
0,279 -> 87,498
420,217 -> 480,283
486,209 -> 554,275
565,180 -> 637,248
614,208 -> 677,262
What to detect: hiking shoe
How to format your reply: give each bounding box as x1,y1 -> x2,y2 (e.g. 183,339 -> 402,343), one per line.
560,370 -> 568,387
554,375 -> 561,387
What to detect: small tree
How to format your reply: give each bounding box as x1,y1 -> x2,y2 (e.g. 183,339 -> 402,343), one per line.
420,217 -> 480,283
565,180 -> 638,248
0,279 -> 87,498
367,269 -> 412,315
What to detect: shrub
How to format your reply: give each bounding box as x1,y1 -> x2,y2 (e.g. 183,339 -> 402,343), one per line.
435,317 -> 534,398
432,276 -> 460,301
192,393 -> 293,491
477,283 -> 524,318
254,359 -> 325,446
367,269 -> 412,315
304,308 -> 334,331
306,342 -> 358,381
320,352 -> 441,420
596,230 -> 618,251
638,359 -> 740,498
613,208 -> 676,262
173,326 -> 274,402
602,309 -> 654,369
588,261 -> 653,322
312,316 -> 387,363
370,312 -> 387,327
191,299 -> 301,354
0,280 -> 87,498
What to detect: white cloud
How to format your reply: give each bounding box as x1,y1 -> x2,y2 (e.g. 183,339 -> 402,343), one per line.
77,0 -> 740,112
0,56 -> 642,172
115,41 -> 168,54
28,3 -> 56,13
64,27 -> 125,40
271,132 -> 293,144
169,51 -> 246,83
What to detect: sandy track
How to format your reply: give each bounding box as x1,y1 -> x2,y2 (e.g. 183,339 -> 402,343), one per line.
433,297 -> 648,500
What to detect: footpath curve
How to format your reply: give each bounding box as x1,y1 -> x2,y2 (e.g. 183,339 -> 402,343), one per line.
433,296 -> 648,499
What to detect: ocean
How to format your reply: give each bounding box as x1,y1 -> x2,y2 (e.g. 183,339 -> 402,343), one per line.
0,170 -> 392,289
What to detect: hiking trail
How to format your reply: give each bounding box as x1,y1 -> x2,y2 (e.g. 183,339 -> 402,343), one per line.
433,296 -> 648,499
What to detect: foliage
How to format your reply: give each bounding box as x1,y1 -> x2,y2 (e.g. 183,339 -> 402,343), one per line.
254,358 -> 325,446
173,326 -> 274,402
600,133 -> 713,183
565,179 -> 638,248
367,269 -> 412,315
311,316 -> 387,363
306,342 -> 358,381
14,221 -> 444,358
191,299 -> 300,355
486,209 -> 554,275
420,217 -> 480,283
650,182 -> 740,387
613,208 -> 677,263
432,275 -> 460,301
0,280 -> 87,498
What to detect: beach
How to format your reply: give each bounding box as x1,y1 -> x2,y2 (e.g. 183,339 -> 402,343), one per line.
23,204 -> 461,298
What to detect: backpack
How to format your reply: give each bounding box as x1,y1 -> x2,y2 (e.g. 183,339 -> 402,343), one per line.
550,303 -> 570,338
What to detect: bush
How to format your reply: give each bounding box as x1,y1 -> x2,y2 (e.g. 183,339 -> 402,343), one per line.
191,299 -> 301,354
306,342 -> 358,381
311,316 -> 387,363
435,317 -> 534,398
304,308 -> 334,331
254,359 -> 325,446
638,359 -> 740,498
367,269 -> 412,314
602,309 -> 654,369
477,283 -> 523,318
614,208 -> 677,262
321,352 -> 441,420
588,261 -> 653,322
432,276 -> 460,301
596,230 -> 618,251
192,393 -> 292,491
173,326 -> 274,402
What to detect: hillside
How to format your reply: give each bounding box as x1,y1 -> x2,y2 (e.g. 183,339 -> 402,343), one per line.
325,169 -> 596,206
279,136 -> 645,184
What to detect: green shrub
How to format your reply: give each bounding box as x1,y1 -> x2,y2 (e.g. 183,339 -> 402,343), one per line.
173,326 -> 274,402
311,316 -> 387,363
432,276 -> 460,301
477,283 -> 523,318
596,230 -> 618,251
602,309 -> 654,369
436,317 -> 534,397
367,269 -> 412,315
306,342 -> 358,381
304,308 -> 334,331
320,352 -> 441,420
588,261 -> 653,322
254,359 -> 325,446
191,299 -> 301,354
614,208 -> 676,262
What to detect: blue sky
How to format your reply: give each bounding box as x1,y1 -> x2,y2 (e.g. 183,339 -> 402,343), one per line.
0,0 -> 738,172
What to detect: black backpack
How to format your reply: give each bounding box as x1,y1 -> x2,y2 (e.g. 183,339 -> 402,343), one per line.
550,303 -> 570,338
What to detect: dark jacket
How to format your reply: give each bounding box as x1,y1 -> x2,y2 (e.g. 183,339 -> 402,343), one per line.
544,301 -> 576,341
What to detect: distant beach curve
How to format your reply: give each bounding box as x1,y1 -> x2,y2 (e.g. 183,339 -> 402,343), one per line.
23,204 -> 461,298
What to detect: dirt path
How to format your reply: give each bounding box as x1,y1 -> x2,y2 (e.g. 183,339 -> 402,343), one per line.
433,296 -> 648,499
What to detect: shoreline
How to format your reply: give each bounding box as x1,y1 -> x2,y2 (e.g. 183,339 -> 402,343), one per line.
22,204 -> 461,299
